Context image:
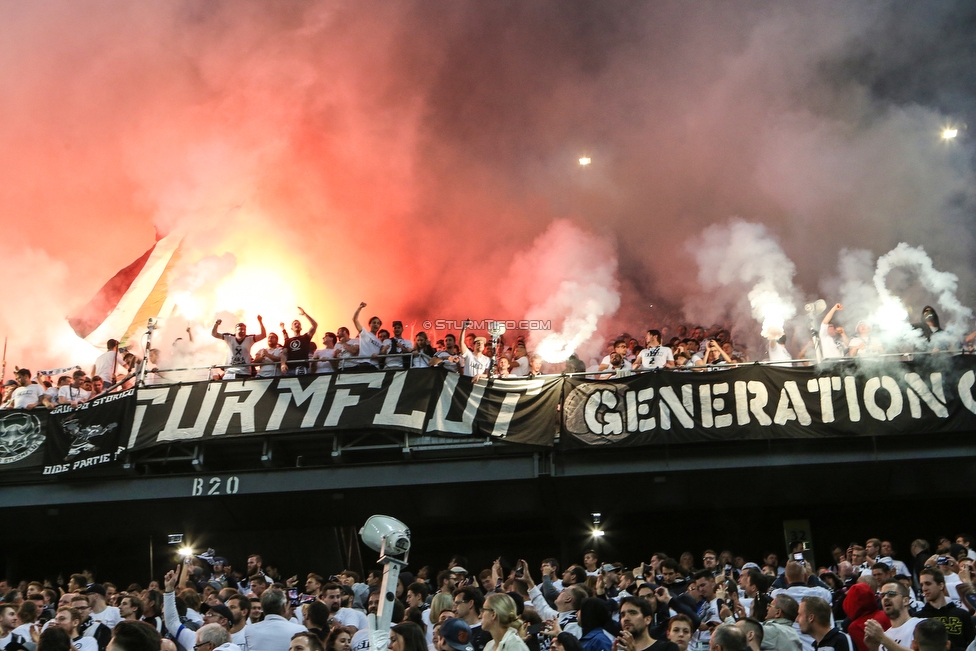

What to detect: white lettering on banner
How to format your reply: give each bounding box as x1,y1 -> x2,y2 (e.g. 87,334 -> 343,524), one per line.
130,388 -> 171,448
373,371 -> 426,431
624,388 -> 656,432
426,373 -> 486,434
843,376 -> 861,422
774,381 -> 812,426
191,476 -> 240,497
807,377 -> 842,423
585,390 -> 622,436
659,385 -> 694,430
699,382 -> 732,428
213,380 -> 271,436
325,373 -> 385,426
863,376 -> 903,421
733,381 -> 772,426
266,377 -> 332,430
157,383 -> 222,442
488,378 -> 546,438
958,370 -> 976,415
903,373 -> 947,418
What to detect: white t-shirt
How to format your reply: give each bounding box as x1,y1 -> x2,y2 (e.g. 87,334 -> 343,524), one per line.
223,334 -> 257,377
382,338 -> 413,369
767,341 -> 793,364
462,351 -> 490,377
510,357 -> 530,377
636,346 -> 674,369
819,323 -> 845,359
1,632 -> 16,650
434,351 -> 461,373
92,605 -> 121,629
59,385 -> 91,404
336,339 -> 360,369
313,348 -> 336,374
357,330 -> 383,368
351,628 -> 370,651
849,335 -> 879,356
11,384 -> 47,409
333,607 -> 368,631
94,349 -> 122,382
254,346 -> 282,378
72,637 -> 99,651
882,618 -> 920,651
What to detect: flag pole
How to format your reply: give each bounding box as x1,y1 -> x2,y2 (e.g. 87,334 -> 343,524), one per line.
1,336 -> 7,383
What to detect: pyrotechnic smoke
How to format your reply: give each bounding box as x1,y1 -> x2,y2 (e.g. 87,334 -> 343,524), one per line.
870,242 -> 973,348
3,1 -> 976,372
501,220 -> 620,364
690,220 -> 799,341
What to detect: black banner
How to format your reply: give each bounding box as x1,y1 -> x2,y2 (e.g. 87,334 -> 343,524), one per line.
127,369 -> 561,449
561,356 -> 976,447
43,388 -> 134,476
0,409 -> 48,470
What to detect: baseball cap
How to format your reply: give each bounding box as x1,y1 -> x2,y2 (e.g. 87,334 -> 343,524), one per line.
440,618 -> 474,651
450,566 -> 468,574
15,368 -> 30,377
3,380 -> 16,387
602,564 -> 616,573
83,584 -> 107,597
741,562 -> 761,571
202,603 -> 233,621
877,557 -> 894,570
473,337 -> 487,345
212,557 -> 228,566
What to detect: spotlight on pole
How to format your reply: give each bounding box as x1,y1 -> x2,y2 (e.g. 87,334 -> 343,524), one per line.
591,512 -> 604,538
579,157 -> 591,166
360,515 -> 411,651
943,128 -> 958,140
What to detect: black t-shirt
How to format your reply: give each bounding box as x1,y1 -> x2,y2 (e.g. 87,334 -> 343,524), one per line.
644,640 -> 678,651
917,602 -> 976,650
284,334 -> 313,372
813,628 -> 852,651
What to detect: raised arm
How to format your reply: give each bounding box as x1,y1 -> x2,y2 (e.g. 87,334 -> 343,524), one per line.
822,302 -> 842,326
254,315 -> 267,343
459,320 -> 470,355
299,306 -> 317,338
352,302 -> 366,334
211,319 -> 223,340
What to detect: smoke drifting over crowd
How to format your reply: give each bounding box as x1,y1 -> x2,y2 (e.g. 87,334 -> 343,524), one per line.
2,0 -> 976,370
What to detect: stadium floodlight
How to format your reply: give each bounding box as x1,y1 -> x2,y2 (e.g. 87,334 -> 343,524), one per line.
360,516 -> 410,651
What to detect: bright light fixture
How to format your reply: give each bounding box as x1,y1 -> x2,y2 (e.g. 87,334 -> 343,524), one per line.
579,157 -> 591,166
943,128 -> 958,140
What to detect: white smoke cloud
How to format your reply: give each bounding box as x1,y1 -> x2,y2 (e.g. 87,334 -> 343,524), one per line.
869,242 -> 973,349
500,220 -> 621,363
690,220 -> 799,341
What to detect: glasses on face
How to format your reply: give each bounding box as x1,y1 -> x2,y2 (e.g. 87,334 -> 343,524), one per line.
482,608 -> 494,614
194,644 -> 213,650
880,591 -> 902,598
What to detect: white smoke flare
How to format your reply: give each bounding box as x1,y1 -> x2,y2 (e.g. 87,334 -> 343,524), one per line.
693,220 -> 798,339
503,220 -> 621,364
871,242 -> 973,348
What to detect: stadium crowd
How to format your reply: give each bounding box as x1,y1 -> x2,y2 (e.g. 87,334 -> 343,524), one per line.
2,536 -> 976,651
5,301 -> 976,410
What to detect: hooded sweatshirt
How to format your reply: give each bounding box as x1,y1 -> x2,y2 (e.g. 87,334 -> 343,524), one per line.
842,583 -> 890,651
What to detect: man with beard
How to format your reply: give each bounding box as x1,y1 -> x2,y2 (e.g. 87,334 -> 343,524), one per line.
6,368 -> 52,409
382,321 -> 413,370
279,308 -> 318,376
212,317 -> 266,379
319,584 -> 366,632
861,582 -> 920,651
70,595 -> 112,651
522,564 -> 583,639
615,597 -> 677,651
225,595 -> 249,649
431,334 -> 463,373
55,607 -> 98,651
253,334 -> 284,378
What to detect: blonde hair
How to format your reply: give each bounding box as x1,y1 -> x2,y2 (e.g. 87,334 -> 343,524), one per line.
429,592 -> 454,623
485,593 -> 523,631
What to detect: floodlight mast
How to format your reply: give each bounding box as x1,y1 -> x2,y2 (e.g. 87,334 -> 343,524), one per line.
360,516 -> 411,651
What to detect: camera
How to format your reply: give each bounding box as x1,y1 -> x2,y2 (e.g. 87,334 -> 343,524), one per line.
937,556 -> 950,566
515,566 -> 524,578
792,552 -> 804,561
